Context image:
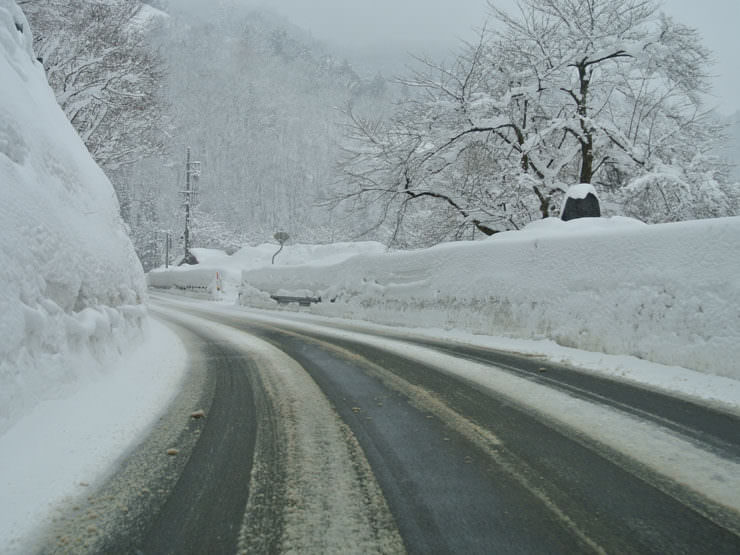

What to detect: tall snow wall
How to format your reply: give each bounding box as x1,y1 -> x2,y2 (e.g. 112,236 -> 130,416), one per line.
240,217 -> 740,379
0,1 -> 147,434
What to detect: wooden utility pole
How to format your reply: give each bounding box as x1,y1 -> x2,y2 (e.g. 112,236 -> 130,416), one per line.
164,230 -> 172,268
180,147 -> 200,265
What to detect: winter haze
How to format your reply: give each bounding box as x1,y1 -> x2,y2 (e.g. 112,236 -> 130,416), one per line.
2,0 -> 740,551
185,0 -> 740,114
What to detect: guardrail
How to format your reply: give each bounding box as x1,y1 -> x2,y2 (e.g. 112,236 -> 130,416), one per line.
173,284 -> 209,291
270,295 -> 321,307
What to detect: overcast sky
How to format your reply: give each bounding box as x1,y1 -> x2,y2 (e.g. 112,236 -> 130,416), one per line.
240,0 -> 739,115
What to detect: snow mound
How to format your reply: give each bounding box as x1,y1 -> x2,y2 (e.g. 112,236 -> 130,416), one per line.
493,215 -> 645,242
148,241 -> 386,299
0,0 -> 147,435
239,217 -> 740,378
230,241 -> 387,269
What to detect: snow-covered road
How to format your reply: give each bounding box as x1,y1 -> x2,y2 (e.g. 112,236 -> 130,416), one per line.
151,306 -> 403,554
10,295 -> 740,553
162,297 -> 740,552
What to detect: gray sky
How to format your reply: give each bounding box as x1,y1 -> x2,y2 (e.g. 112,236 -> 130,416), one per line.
243,0 -> 739,115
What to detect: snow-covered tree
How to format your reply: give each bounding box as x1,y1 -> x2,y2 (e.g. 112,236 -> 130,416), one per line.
116,184 -> 163,271
23,0 -> 167,173
129,5 -> 396,251
340,0 -> 736,244
189,210 -> 252,254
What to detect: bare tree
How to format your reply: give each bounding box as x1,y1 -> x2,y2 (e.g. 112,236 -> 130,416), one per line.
339,0 -> 734,245
24,0 -> 167,173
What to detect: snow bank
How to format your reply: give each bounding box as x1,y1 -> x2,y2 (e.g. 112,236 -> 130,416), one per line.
230,241 -> 387,268
239,217 -> 740,378
147,242 -> 386,298
148,266 -> 222,294
0,1 -> 147,435
0,320 -> 186,554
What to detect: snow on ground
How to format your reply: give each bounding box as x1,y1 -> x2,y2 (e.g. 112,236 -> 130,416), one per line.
150,216 -> 740,384
235,216 -> 740,379
279,318 -> 740,514
150,297 -> 740,519
152,306 -> 403,553
0,0 -> 149,437
0,319 -> 187,554
0,3 -> 184,552
147,241 -> 386,298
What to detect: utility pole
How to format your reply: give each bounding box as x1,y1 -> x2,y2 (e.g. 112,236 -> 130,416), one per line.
160,230 -> 172,268
180,147 -> 200,265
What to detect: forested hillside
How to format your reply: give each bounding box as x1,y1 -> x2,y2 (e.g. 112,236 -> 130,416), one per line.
25,0 -> 395,268
123,6 -> 395,260
729,112 -> 740,181
24,0 -> 739,264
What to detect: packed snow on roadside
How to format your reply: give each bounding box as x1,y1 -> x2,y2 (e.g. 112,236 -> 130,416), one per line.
236,216 -> 740,380
148,213 -> 740,396
0,320 -> 186,554
0,0 -> 146,434
0,3 -> 186,552
147,241 -> 386,297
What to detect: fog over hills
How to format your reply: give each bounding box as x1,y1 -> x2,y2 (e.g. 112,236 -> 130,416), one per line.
728,112 -> 740,181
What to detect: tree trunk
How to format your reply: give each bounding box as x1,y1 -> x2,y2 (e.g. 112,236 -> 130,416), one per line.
533,185 -> 550,219
577,63 -> 594,184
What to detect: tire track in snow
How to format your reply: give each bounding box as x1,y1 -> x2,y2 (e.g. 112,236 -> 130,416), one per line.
153,298 -> 740,551
211,305 -> 740,528
156,308 -> 403,554
312,330 -> 740,537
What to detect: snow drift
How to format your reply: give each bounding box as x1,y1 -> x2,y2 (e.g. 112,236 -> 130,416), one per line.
147,242 -> 387,297
0,1 -> 147,435
238,217 -> 740,378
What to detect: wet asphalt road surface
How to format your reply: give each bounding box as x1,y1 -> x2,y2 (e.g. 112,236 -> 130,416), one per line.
42,298 -> 740,553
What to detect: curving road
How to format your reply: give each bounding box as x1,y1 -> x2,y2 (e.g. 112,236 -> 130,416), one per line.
43,295 -> 740,554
